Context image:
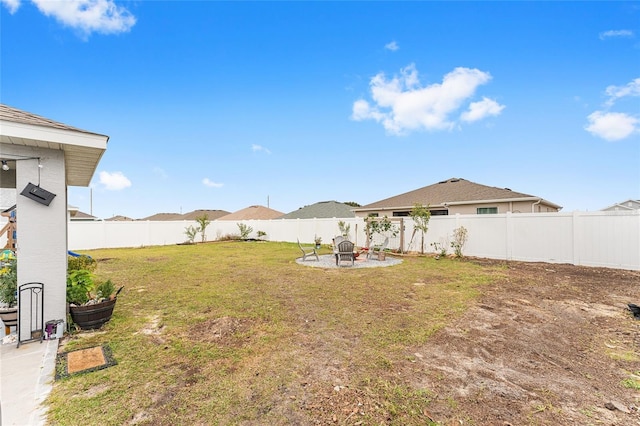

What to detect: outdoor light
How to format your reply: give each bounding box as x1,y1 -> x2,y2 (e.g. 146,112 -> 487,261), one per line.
1,161 -> 8,171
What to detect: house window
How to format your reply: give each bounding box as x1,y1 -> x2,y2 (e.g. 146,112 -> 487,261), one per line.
368,213 -> 379,218
430,210 -> 448,216
392,211 -> 410,217
477,207 -> 498,214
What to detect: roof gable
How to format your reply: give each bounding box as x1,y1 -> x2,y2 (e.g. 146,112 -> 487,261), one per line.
217,205 -> 284,220
281,201 -> 355,219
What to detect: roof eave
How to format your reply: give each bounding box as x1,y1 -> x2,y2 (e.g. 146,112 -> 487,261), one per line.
353,197 -> 563,211
0,119 -> 109,187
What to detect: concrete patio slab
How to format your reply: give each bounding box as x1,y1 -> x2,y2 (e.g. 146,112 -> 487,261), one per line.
1,337 -> 58,426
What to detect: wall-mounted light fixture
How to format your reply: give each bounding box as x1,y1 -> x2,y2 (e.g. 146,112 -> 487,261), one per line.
0,155 -> 55,206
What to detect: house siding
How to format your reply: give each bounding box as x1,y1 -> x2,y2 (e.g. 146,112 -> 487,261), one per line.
5,145 -> 67,333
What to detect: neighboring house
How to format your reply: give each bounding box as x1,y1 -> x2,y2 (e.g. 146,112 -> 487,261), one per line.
0,103 -> 108,332
105,215 -> 135,221
217,205 -> 284,220
140,210 -> 230,221
280,201 -> 356,219
180,209 -> 230,221
601,199 -> 640,212
70,210 -> 99,221
140,212 -> 184,221
353,177 -> 562,217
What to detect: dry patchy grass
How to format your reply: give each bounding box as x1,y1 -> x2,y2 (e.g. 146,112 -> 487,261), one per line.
48,242 -> 494,425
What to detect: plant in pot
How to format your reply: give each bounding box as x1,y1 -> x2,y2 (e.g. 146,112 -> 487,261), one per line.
67,257 -> 123,330
0,259 -> 18,334
314,236 -> 322,249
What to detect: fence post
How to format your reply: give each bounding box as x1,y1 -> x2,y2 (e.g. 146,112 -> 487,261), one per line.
572,211 -> 580,266
506,211 -> 513,261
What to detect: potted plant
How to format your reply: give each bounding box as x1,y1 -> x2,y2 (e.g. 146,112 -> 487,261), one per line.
0,258 -> 18,334
67,255 -> 123,330
314,236 -> 322,249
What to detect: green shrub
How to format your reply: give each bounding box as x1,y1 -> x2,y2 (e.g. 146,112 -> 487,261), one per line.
96,279 -> 116,300
68,255 -> 97,272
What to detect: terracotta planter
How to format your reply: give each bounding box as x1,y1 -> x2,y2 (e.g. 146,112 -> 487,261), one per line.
69,298 -> 117,330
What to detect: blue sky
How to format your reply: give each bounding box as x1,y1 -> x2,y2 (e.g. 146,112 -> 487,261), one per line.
1,1 -> 639,219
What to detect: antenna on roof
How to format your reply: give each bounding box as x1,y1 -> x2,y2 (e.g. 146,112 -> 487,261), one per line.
267,195 -> 270,208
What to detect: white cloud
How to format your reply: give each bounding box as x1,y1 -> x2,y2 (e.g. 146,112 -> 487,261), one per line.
585,111 -> 638,141
599,29 -> 634,40
202,178 -> 223,188
604,77 -> 640,107
99,171 -> 132,190
251,144 -> 271,154
0,0 -> 21,14
385,41 -> 399,51
351,64 -> 504,135
31,0 -> 136,37
461,97 -> 505,122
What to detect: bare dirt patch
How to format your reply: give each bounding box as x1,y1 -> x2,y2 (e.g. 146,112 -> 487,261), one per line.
399,259 -> 640,424
263,260 -> 640,425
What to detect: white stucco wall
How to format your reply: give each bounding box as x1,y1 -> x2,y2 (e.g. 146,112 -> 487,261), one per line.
5,144 -> 67,336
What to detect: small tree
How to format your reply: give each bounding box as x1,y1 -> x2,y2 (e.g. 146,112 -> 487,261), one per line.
451,226 -> 468,258
337,220 -> 351,239
237,223 -> 253,240
364,215 -> 398,245
409,204 -> 431,254
184,225 -> 198,244
195,214 -> 211,243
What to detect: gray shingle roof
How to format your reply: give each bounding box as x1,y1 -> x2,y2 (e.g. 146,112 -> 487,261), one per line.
0,104 -> 106,137
356,178 -> 543,210
281,201 -> 355,219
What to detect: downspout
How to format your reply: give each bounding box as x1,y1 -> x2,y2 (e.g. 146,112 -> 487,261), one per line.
532,198 -> 542,213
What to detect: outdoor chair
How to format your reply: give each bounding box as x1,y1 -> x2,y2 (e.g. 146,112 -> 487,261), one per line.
335,240 -> 355,267
297,239 -> 319,261
367,237 -> 389,260
333,235 -> 344,249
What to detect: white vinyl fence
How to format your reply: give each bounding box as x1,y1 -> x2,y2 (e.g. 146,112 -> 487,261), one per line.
1,211 -> 639,270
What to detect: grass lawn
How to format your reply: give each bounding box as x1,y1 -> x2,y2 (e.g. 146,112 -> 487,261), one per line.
47,241 -> 500,425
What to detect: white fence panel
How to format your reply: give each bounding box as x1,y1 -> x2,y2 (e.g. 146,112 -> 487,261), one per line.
509,213 -> 575,264
574,211 -> 640,270
3,211 -> 639,271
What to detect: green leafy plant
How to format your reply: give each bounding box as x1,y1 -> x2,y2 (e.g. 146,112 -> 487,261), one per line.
451,226 -> 469,258
66,269 -> 96,305
314,235 -> 322,246
184,225 -> 198,244
237,223 -> 253,240
95,279 -> 116,301
410,204 -> 431,254
257,230 -> 267,239
195,214 -> 211,243
431,242 -> 448,257
0,260 -> 17,307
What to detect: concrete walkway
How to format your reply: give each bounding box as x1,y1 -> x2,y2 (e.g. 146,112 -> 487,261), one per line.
1,337 -> 58,426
